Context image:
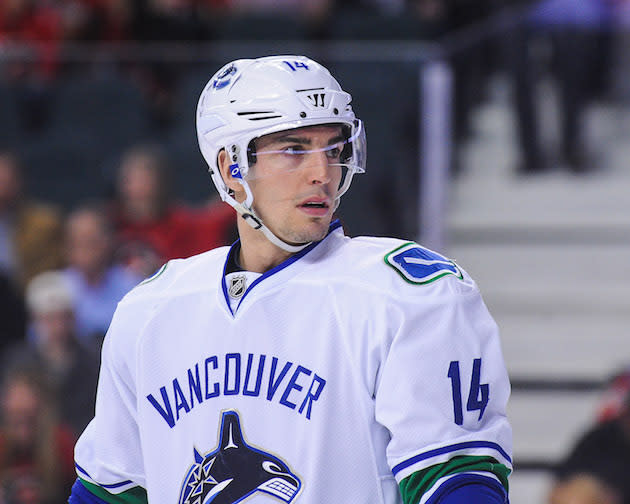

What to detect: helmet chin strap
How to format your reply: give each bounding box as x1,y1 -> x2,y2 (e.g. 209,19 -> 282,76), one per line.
224,170 -> 311,253
231,200 -> 311,254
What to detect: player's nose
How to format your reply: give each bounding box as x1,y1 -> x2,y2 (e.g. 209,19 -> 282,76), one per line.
303,150 -> 332,185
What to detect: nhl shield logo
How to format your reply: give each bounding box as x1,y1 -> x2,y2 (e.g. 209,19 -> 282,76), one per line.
228,275 -> 247,299
178,411 -> 301,504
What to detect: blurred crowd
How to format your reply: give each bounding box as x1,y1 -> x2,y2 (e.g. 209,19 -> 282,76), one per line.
0,0 -> 494,130
3,0 -> 630,171
0,145 -> 236,504
549,366 -> 630,504
1,1 -> 630,503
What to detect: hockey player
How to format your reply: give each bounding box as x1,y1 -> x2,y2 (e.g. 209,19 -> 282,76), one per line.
69,55 -> 512,504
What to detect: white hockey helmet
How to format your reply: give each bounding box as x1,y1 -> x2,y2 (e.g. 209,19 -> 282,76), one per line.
196,55 -> 366,252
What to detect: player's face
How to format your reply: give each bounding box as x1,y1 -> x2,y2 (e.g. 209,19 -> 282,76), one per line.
246,125 -> 344,245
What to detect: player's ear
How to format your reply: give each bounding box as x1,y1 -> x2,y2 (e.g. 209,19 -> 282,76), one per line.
217,149 -> 244,200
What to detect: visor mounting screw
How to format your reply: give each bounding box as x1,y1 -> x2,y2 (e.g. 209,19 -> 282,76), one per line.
300,111 -> 307,118
333,108 -> 339,115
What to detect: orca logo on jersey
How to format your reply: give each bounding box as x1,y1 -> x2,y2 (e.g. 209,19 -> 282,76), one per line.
384,242 -> 463,285
178,411 -> 301,504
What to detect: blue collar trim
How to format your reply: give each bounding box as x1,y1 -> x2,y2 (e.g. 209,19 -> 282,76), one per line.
222,220 -> 342,316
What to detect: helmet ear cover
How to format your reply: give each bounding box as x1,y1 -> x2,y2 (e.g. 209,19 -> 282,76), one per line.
215,148 -> 236,197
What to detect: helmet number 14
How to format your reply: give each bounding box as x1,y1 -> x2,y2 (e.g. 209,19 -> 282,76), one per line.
283,60 -> 310,72
447,359 -> 489,426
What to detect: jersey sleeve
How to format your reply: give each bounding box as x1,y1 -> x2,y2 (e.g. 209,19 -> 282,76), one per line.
73,298 -> 150,504
374,271 -> 512,504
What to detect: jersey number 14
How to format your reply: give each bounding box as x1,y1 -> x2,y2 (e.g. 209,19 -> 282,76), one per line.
447,359 -> 489,426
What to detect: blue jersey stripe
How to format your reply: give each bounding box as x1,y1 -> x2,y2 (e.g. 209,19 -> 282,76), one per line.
425,474 -> 507,504
70,479 -> 110,504
75,463 -> 133,489
391,441 -> 512,476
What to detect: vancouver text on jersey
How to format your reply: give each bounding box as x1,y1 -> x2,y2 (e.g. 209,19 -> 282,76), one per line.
146,352 -> 326,428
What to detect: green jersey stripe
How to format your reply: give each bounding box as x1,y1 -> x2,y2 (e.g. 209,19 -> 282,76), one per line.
79,478 -> 148,504
398,455 -> 510,504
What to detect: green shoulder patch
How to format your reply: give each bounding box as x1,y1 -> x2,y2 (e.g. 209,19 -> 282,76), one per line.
384,242 -> 463,285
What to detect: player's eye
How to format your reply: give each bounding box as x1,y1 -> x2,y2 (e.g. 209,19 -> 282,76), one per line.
283,145 -> 307,155
325,145 -> 342,159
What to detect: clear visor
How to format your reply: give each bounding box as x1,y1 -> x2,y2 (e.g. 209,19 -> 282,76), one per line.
242,121 -> 366,198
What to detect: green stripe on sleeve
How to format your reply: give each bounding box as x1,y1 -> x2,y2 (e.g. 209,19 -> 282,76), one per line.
398,455 -> 510,504
79,478 -> 148,504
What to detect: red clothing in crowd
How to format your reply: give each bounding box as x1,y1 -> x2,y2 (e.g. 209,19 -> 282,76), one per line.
0,2 -> 63,79
0,424 -> 77,502
113,200 -> 236,265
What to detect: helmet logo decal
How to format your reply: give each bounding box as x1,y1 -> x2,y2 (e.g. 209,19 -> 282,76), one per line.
178,411 -> 302,504
213,64 -> 238,90
306,93 -> 326,108
229,163 -> 243,180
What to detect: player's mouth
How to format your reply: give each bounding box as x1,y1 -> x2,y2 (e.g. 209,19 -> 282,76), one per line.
298,197 -> 331,217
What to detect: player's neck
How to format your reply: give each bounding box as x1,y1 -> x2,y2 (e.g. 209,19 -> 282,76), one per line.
237,221 -> 293,273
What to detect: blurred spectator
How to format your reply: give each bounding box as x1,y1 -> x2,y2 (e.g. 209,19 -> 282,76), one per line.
227,0 -> 330,13
406,0 -> 456,38
445,0 -> 496,152
607,0 -> 630,105
320,0 -> 402,15
0,0 -> 63,132
54,0 -> 96,41
137,0 -> 206,40
4,271 -> 100,435
212,0 -> 333,40
506,0 -> 612,174
75,0 -> 139,42
129,0 -> 209,127
111,144 -> 236,277
0,272 -> 27,363
547,384 -> 630,504
549,476 -> 623,504
0,0 -> 62,71
64,203 -> 141,349
0,151 -> 64,289
597,366 -> 630,423
0,366 -> 76,504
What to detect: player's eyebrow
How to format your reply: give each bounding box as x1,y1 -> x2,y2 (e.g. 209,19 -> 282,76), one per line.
265,133 -> 345,148
274,135 -> 311,145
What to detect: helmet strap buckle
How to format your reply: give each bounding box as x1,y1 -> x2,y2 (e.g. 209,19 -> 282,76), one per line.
242,212 -> 263,230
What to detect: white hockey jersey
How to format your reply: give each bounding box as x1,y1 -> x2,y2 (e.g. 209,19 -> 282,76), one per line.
74,221 -> 512,504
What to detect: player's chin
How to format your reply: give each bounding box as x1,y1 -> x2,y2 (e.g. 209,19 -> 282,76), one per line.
306,220 -> 332,242
287,218 -> 331,244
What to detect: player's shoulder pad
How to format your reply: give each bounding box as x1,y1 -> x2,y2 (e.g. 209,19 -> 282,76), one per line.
383,241 -> 463,285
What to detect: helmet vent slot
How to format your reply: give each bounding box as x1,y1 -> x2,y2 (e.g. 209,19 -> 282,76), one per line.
236,111 -> 284,121
248,115 -> 283,121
